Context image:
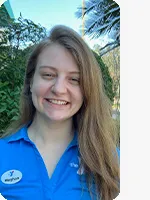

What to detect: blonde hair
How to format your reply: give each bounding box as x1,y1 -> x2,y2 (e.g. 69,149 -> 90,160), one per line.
1,25 -> 119,200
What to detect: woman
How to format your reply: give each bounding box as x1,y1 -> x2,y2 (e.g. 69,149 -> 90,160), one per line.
0,25 -> 120,200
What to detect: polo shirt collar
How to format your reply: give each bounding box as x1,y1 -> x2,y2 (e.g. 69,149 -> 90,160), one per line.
7,125 -> 30,143
7,124 -> 78,148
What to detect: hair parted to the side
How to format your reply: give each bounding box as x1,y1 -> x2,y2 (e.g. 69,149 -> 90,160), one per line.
1,25 -> 119,200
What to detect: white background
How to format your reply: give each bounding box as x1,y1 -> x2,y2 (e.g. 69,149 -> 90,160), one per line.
116,0 -> 150,199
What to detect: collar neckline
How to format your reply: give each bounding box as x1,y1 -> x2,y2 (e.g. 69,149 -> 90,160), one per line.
7,124 -> 78,148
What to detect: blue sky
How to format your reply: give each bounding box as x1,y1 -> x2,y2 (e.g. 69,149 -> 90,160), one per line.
9,0 -> 82,32
9,0 -> 105,48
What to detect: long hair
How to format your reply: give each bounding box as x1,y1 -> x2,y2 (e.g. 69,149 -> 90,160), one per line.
1,25 -> 119,200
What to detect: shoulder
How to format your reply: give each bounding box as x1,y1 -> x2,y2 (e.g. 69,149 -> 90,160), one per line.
0,136 -> 10,147
0,126 -> 27,149
0,138 -> 6,150
0,133 -> 15,144
0,137 -> 12,162
0,127 -> 28,167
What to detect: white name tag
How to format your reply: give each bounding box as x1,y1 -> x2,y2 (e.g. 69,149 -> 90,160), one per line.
0,193 -> 7,200
1,170 -> 22,184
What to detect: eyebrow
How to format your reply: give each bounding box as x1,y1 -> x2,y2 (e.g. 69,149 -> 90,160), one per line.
39,65 -> 80,74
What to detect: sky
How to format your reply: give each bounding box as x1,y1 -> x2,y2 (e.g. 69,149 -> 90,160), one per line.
9,0 -> 105,49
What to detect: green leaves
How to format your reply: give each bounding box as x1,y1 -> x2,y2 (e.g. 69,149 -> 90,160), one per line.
0,14 -> 47,134
0,83 -> 21,132
93,51 -> 115,102
76,0 -> 120,55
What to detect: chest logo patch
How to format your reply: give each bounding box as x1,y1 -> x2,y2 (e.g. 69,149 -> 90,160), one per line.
1,170 -> 22,184
71,157 -> 85,175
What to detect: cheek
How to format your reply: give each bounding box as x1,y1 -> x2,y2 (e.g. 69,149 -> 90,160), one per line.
74,88 -> 83,105
32,82 -> 49,98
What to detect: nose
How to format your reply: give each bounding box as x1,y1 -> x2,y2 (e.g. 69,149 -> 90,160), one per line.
51,77 -> 67,95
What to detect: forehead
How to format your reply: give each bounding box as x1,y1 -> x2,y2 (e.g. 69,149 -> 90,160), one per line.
36,43 -> 79,72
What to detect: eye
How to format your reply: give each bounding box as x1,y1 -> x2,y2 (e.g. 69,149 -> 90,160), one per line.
42,73 -> 55,78
69,77 -> 80,85
71,78 -> 79,82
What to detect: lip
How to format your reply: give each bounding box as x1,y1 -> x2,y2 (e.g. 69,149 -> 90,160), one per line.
45,98 -> 69,103
44,98 -> 70,108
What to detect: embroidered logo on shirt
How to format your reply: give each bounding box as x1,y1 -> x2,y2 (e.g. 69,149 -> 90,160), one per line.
0,193 -> 7,200
1,170 -> 22,184
70,157 -> 85,175
69,162 -> 79,168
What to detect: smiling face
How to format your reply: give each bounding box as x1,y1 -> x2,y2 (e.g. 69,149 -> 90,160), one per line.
30,43 -> 83,123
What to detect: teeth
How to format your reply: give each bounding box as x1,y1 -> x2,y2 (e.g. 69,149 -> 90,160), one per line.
48,99 -> 67,105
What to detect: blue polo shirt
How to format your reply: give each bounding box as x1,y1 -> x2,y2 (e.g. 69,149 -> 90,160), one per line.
0,125 -> 97,200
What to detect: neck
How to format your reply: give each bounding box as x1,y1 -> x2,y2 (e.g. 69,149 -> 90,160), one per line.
28,113 -> 74,147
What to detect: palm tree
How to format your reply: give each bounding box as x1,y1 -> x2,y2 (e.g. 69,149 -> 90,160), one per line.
76,0 -> 120,55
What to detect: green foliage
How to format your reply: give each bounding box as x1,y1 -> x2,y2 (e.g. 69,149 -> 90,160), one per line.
0,45 -> 29,133
76,0 -> 120,55
0,81 -> 21,132
93,51 -> 115,102
102,47 -> 120,110
0,4 -> 14,27
0,15 -> 47,134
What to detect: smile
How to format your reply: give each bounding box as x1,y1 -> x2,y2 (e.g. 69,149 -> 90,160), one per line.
45,99 -> 68,105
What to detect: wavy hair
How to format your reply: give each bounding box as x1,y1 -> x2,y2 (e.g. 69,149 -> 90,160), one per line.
1,25 -> 119,200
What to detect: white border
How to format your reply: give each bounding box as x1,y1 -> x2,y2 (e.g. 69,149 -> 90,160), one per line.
116,0 -> 150,199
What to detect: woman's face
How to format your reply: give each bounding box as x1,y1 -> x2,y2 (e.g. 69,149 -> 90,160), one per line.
30,43 -> 83,122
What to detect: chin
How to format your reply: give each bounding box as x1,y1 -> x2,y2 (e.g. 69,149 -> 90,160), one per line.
45,114 -> 72,123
